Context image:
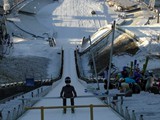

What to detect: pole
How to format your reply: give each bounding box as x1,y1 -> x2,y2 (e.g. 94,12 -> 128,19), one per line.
157,9 -> 159,23
106,21 -> 116,94
89,36 -> 100,90
40,106 -> 44,120
90,104 -> 94,120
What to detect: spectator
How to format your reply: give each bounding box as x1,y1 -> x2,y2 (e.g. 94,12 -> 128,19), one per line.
121,66 -> 129,78
145,71 -> 154,92
133,68 -> 142,83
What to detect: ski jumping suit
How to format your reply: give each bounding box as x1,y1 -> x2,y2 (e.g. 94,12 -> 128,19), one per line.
60,84 -> 77,112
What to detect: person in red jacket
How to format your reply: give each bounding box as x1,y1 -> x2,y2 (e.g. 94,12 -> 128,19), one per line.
60,77 -> 77,113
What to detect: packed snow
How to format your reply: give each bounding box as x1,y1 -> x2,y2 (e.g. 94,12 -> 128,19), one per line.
0,0 -> 160,120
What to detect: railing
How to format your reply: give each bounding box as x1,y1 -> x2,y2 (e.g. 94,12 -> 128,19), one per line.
111,102 -> 144,120
0,86 -> 52,120
26,104 -> 110,120
0,92 -> 24,104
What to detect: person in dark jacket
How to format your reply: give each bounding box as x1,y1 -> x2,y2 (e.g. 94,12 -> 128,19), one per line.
60,77 -> 77,113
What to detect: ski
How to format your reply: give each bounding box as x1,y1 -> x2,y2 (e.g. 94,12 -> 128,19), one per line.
71,110 -> 75,113
63,109 -> 66,114
63,109 -> 75,114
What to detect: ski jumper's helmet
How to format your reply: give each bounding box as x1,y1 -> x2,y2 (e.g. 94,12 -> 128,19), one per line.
65,77 -> 71,83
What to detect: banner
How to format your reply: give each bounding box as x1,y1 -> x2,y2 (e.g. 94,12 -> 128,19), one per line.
25,78 -> 34,86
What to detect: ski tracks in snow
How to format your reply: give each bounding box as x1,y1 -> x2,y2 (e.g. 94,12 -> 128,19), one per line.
53,0 -> 108,33
63,47 -> 78,81
36,0 -> 109,47
59,112 -> 77,120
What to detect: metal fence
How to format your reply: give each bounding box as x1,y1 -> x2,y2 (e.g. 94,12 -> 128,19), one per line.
110,101 -> 144,120
26,104 -> 110,120
0,86 -> 52,120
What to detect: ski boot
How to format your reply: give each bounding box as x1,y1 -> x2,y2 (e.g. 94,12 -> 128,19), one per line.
71,108 -> 75,113
63,108 -> 66,114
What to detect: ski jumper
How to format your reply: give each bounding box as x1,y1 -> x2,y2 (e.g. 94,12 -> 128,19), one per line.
60,84 -> 77,112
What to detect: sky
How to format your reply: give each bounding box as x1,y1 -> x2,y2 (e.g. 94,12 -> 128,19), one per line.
2,0 -> 160,120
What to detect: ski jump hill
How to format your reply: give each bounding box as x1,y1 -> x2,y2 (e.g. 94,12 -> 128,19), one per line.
2,0 -> 125,120
1,0 -> 160,120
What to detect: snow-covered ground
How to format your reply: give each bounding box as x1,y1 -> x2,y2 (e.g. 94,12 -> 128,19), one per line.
1,0 -> 160,120
17,48 -> 122,120
1,0 -> 123,120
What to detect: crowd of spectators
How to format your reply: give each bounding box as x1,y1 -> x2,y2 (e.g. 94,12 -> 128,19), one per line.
104,66 -> 160,95
117,66 -> 160,94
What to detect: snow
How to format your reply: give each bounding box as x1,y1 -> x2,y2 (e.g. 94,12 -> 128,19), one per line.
1,0 -> 122,120
17,48 -> 122,120
1,0 -> 160,120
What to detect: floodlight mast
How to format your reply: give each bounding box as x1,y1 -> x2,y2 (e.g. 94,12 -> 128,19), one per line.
89,36 -> 100,90
106,20 -> 116,94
